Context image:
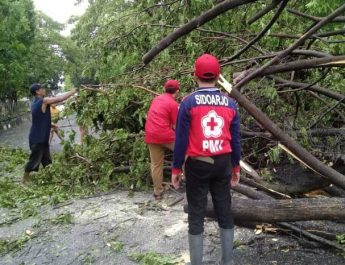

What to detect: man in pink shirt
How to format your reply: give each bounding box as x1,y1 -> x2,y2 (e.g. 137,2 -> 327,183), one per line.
145,80 -> 179,199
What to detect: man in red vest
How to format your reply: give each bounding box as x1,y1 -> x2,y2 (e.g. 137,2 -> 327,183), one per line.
145,80 -> 179,199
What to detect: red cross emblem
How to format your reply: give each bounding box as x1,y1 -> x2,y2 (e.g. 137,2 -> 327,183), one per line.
201,110 -> 224,138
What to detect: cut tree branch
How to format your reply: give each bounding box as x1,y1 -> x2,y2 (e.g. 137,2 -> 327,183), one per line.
132,85 -> 160,96
241,176 -> 291,199
278,222 -> 345,251
289,49 -> 331,58
185,178 -> 345,249
227,60 -> 345,188
81,85 -> 109,94
307,128 -> 345,137
82,83 -> 160,96
316,28 -> 345,37
232,183 -> 273,200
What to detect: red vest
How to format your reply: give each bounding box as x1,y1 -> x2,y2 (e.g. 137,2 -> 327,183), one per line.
144,93 -> 178,144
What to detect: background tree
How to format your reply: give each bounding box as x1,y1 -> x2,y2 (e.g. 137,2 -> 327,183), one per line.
0,0 -> 81,100
0,0 -> 36,100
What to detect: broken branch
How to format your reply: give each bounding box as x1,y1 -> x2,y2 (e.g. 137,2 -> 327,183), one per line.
142,0 -> 259,64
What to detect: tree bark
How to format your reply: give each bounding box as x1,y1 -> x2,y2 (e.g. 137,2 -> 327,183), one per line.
204,197 -> 345,222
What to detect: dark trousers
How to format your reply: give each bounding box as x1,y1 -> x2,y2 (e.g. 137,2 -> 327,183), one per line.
24,143 -> 52,173
185,153 -> 234,235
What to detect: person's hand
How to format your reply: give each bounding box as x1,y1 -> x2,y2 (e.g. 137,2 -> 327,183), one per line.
171,173 -> 183,189
217,74 -> 233,93
231,172 -> 240,187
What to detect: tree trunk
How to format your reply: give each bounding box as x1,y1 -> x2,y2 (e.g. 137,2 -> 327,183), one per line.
203,197 -> 345,222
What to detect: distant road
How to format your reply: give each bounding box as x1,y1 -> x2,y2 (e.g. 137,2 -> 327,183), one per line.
0,114 -> 81,152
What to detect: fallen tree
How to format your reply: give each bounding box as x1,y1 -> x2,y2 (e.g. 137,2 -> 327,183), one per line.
142,1 -> 345,189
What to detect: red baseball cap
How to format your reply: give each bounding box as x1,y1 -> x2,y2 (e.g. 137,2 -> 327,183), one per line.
194,54 -> 220,79
164,79 -> 179,92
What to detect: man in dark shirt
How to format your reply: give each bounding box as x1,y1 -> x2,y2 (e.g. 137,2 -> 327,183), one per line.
22,83 -> 78,185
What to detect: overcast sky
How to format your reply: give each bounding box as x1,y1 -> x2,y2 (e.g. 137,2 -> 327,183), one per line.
33,0 -> 89,35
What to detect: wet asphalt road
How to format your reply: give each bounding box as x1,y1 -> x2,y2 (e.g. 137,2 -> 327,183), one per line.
0,113 -> 81,152
1,116 -> 345,265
